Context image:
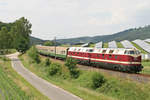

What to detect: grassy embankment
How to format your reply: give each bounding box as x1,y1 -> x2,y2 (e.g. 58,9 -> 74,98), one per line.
89,44 -> 95,47
71,45 -> 81,47
116,42 -> 124,48
0,56 -> 49,100
103,43 -> 108,48
20,51 -> 150,100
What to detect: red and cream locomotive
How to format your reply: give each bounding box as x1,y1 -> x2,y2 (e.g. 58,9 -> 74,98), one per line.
67,47 -> 143,73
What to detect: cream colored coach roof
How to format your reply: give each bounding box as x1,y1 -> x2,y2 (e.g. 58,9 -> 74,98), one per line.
69,47 -> 139,55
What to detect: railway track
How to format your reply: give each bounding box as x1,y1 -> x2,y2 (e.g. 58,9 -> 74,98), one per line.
41,55 -> 150,83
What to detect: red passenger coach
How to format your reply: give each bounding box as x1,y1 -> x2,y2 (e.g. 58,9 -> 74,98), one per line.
68,47 -> 143,73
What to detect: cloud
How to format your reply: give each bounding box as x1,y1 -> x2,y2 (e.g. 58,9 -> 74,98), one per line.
0,0 -> 150,40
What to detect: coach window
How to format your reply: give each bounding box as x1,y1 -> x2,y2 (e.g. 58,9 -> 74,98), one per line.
109,50 -> 114,54
102,50 -> 106,53
125,50 -> 129,54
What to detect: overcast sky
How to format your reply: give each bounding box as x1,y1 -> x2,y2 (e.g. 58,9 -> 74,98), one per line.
0,0 -> 150,40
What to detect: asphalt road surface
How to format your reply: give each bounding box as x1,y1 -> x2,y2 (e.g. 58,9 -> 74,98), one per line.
7,53 -> 82,100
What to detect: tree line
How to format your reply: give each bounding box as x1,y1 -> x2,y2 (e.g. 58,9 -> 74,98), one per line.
0,17 -> 32,53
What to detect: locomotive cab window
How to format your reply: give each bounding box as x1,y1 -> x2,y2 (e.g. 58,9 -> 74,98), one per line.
129,51 -> 135,54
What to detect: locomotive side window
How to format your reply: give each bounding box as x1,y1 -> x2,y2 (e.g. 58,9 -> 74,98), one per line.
102,54 -> 105,58
115,55 -> 117,59
97,54 -> 100,57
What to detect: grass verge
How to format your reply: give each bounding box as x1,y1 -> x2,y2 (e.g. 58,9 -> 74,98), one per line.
0,57 -> 49,100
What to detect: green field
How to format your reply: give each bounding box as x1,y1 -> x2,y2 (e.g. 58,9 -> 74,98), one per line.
20,51 -> 150,100
0,57 -> 49,100
141,60 -> 150,74
146,42 -> 150,44
131,42 -> 148,54
0,49 -> 17,55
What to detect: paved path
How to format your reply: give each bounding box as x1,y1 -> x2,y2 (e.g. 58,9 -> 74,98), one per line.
7,53 -> 82,100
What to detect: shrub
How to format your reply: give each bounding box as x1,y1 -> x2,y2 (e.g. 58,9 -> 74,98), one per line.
45,58 -> 51,66
65,58 -> 80,78
91,72 -> 106,89
65,58 -> 77,70
70,69 -> 80,79
27,46 -> 40,63
49,63 -> 61,76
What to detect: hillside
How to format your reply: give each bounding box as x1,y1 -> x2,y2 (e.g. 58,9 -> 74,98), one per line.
56,25 -> 150,44
30,36 -> 45,45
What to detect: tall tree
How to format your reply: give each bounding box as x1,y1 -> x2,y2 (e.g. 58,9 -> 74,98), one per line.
0,27 -> 13,49
43,41 -> 54,46
12,17 -> 32,53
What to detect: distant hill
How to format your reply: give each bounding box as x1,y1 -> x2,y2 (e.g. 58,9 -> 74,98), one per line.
30,36 -> 45,45
56,25 -> 150,44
